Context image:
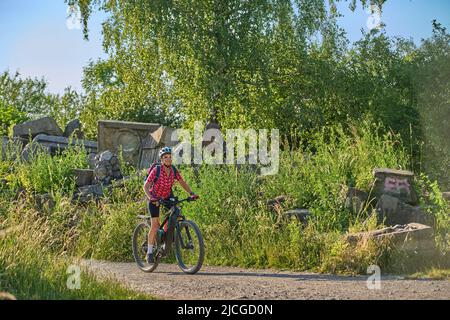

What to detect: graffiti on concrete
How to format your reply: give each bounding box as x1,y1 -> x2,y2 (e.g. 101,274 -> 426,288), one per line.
383,176 -> 411,195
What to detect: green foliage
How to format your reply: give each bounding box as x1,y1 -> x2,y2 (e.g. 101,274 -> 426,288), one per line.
92,202 -> 142,262
261,119 -> 408,232
5,145 -> 88,195
0,71 -> 53,117
0,70 -> 85,133
80,57 -> 179,139
413,21 -> 450,189
71,0 -> 408,141
0,100 -> 29,136
416,174 -> 450,254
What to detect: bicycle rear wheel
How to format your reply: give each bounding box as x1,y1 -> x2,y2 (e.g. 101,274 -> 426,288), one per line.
132,222 -> 159,272
174,220 -> 204,274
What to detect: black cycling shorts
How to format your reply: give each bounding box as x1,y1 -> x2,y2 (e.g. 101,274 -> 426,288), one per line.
147,201 -> 160,218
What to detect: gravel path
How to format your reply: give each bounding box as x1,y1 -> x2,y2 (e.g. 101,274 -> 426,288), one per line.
81,260 -> 450,300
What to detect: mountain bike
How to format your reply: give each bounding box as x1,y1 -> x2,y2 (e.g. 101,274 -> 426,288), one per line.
132,196 -> 204,274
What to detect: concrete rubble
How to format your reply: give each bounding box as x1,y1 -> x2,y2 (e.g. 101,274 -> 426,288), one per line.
343,168 -> 441,255
74,169 -> 94,187
347,223 -> 435,256
284,208 -> 311,226
345,187 -> 369,214
93,150 -> 123,185
13,116 -> 63,139
34,193 -> 56,211
1,136 -> 27,160
442,192 -> 450,203
376,194 -> 435,227
73,184 -> 105,203
97,120 -> 162,169
372,168 -> 431,227
373,168 -> 419,205
63,119 -> 84,139
21,134 -> 97,161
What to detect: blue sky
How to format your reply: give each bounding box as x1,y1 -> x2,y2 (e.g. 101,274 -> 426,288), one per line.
0,0 -> 449,95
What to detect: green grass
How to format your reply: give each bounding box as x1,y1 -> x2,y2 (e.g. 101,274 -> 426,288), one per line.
0,257 -> 154,300
0,207 -> 154,300
407,268 -> 450,280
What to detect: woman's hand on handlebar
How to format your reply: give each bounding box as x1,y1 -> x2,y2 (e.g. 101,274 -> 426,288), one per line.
189,193 -> 199,201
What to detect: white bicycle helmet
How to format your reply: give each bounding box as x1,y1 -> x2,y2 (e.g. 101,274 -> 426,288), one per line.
159,146 -> 172,158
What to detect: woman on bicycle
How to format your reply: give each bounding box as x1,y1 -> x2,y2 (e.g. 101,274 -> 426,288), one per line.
143,146 -> 198,263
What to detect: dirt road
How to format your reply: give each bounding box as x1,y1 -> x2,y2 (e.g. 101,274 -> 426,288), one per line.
81,260 -> 449,300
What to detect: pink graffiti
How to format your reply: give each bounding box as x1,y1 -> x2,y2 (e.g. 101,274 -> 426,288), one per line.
384,177 -> 411,195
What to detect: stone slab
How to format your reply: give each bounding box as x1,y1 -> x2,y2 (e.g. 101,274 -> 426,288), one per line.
64,119 -> 84,138
376,194 -> 435,227
74,169 -> 94,187
13,117 -> 63,138
285,208 -> 311,225
373,168 -> 419,205
97,120 -> 161,169
150,126 -> 179,147
345,187 -> 369,214
347,223 -> 435,254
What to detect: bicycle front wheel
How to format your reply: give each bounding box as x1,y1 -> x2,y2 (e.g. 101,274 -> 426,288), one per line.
174,220 -> 204,274
132,222 -> 159,272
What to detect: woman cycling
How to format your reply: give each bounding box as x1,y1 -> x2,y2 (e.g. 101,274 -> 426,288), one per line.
143,146 -> 198,263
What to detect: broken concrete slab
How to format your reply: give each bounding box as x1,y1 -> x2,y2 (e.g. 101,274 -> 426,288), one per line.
347,223 -> 435,254
34,193 -> 56,211
21,134 -> 97,161
285,208 -> 311,225
373,168 -> 419,205
13,116 -> 63,139
87,152 -> 97,169
74,169 -> 94,187
73,184 -> 104,203
2,136 -> 8,152
21,141 -> 51,161
97,120 -> 161,169
345,187 -> 369,214
150,126 -> 179,147
64,119 -> 84,139
35,134 -> 96,153
98,150 -> 113,162
139,134 -> 159,169
376,194 -> 435,227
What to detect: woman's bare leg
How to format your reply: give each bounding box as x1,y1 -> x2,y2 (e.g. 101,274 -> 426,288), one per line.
148,217 -> 160,248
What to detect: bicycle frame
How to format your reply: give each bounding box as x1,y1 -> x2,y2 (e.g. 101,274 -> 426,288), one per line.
157,197 -> 192,256
158,206 -> 180,255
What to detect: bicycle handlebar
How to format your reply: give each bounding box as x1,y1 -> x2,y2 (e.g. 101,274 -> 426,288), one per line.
158,196 -> 198,207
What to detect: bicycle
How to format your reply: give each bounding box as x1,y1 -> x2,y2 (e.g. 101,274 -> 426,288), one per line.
132,196 -> 204,274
